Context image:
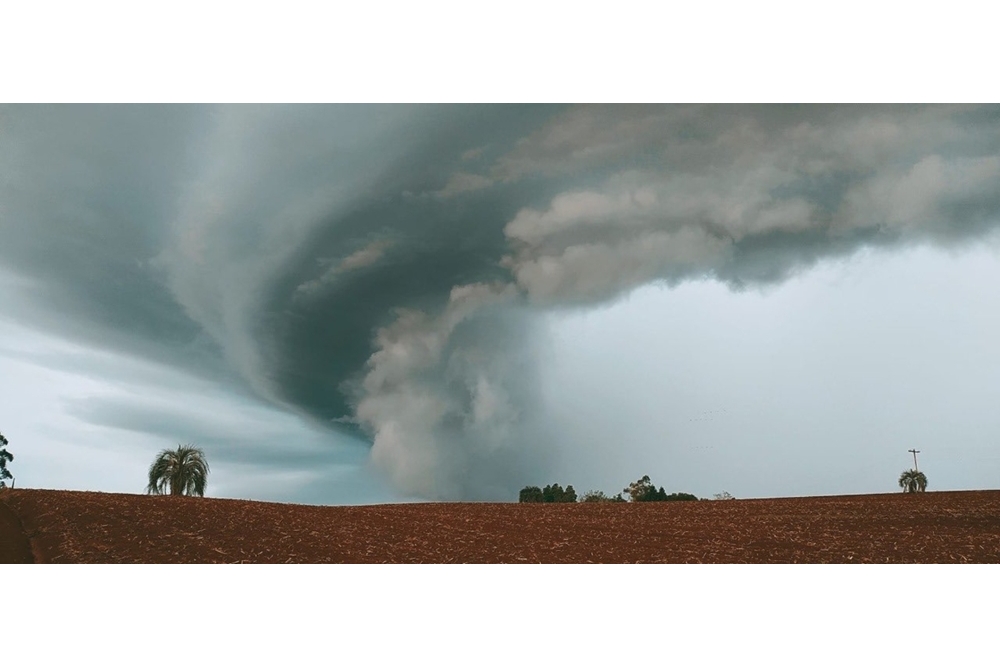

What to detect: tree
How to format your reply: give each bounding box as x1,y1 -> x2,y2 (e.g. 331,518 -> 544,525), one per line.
623,475 -> 698,502
542,483 -> 563,502
519,486 -> 544,503
624,475 -> 655,502
713,491 -> 736,501
543,484 -> 577,502
624,475 -> 669,502
520,483 -> 577,503
0,431 -> 12,490
147,444 -> 210,497
898,469 -> 928,493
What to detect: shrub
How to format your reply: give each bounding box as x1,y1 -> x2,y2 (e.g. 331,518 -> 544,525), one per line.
581,490 -> 626,503
662,492 -> 699,502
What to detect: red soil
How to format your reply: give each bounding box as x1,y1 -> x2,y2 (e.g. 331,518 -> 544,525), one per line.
0,497 -> 33,563
2,488 -> 999,563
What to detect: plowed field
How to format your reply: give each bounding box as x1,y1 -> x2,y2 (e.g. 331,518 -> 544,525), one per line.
2,488 -> 999,563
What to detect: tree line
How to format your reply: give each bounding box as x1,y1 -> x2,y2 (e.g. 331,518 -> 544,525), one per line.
519,475 -> 711,503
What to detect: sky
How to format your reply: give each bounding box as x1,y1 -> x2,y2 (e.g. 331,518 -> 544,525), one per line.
1,104 -> 999,504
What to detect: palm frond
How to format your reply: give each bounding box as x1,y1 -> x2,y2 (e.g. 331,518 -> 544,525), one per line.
147,453 -> 174,494
898,469 -> 927,493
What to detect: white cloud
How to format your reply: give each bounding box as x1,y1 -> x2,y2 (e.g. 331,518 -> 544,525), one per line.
433,171 -> 494,198
491,105 -> 676,181
505,228 -> 732,304
295,239 -> 394,297
461,146 -> 486,161
836,155 -> 1000,232
351,281 -> 546,499
499,106 -> 1000,304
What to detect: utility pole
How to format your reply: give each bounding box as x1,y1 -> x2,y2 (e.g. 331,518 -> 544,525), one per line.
908,449 -> 921,472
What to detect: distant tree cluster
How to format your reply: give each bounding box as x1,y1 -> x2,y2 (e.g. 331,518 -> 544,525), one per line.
519,475 -> 700,503
519,484 -> 577,503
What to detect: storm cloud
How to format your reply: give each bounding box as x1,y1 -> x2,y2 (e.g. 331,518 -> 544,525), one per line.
2,104 -> 999,500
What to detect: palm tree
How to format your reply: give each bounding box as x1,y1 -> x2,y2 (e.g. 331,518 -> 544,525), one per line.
147,444 -> 210,497
898,469 -> 928,493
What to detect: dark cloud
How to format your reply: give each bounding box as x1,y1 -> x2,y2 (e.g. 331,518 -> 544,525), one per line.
63,395 -> 366,471
2,104 -> 999,500
0,105 -> 224,377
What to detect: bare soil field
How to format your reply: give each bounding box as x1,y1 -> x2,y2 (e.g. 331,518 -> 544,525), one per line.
2,488 -> 999,563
